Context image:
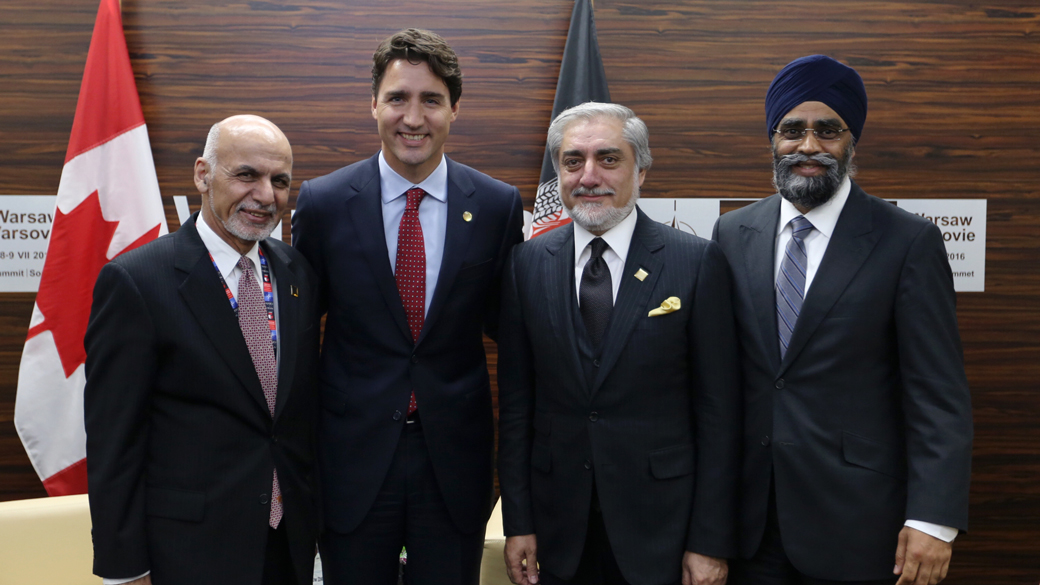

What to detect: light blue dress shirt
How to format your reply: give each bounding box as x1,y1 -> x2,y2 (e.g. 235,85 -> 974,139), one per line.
379,152 -> 448,317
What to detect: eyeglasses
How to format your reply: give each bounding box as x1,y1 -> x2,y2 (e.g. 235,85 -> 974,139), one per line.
773,126 -> 849,142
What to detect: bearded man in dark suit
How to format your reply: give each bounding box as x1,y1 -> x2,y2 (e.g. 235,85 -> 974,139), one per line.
498,102 -> 741,585
712,55 -> 973,585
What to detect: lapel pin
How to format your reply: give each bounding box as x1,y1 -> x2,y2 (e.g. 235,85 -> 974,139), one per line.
634,268 -> 648,281
463,211 -> 473,222
290,285 -> 299,297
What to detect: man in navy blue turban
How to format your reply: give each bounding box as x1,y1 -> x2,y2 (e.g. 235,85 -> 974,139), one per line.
712,55 -> 973,585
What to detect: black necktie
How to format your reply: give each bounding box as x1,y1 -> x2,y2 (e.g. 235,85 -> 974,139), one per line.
580,238 -> 613,349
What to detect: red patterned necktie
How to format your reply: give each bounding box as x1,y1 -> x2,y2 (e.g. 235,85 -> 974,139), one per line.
237,256 -> 282,528
395,188 -> 427,416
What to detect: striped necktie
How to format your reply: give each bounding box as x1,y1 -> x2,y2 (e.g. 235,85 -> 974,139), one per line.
776,215 -> 814,359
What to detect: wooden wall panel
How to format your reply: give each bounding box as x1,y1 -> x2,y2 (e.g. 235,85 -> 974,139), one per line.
1,1 -> 1038,582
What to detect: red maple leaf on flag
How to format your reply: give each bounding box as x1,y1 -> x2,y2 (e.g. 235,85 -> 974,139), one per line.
26,190 -> 160,378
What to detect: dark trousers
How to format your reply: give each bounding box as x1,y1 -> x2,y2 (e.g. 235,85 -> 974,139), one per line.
540,487 -> 641,585
320,418 -> 485,585
262,522 -> 298,585
729,487 -> 896,585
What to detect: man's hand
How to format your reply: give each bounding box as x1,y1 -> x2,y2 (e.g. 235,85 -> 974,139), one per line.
123,576 -> 152,585
505,534 -> 539,585
682,551 -> 727,585
894,526 -> 952,585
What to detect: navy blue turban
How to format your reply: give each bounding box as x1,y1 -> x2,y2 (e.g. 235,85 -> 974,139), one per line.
765,55 -> 868,144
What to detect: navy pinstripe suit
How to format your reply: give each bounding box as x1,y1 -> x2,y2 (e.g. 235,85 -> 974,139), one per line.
498,209 -> 741,585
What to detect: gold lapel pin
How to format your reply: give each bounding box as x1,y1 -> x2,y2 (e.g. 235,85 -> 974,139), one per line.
290,285 -> 299,297
634,268 -> 648,281
463,211 -> 473,222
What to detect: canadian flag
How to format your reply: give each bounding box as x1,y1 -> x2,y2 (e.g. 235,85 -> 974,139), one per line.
14,0 -> 167,496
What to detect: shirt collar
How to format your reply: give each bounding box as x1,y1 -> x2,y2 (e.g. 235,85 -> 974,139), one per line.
572,205 -> 639,266
195,213 -> 261,280
778,175 -> 851,239
378,151 -> 449,204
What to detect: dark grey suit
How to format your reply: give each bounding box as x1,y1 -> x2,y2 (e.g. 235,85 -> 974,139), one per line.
498,209 -> 741,585
712,183 -> 972,581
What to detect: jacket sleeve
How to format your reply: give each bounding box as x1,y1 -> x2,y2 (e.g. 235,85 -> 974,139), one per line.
686,240 -> 742,558
496,247 -> 538,536
84,261 -> 157,579
896,221 -> 973,531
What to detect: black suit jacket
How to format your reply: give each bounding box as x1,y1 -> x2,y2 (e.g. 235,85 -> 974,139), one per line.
498,210 -> 741,585
84,215 -> 321,585
712,183 -> 973,580
292,154 -> 523,534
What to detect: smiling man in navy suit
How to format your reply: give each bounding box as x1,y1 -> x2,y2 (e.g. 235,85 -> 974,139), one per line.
292,28 -> 523,585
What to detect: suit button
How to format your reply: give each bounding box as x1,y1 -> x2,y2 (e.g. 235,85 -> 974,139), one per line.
411,355 -> 419,364
271,435 -> 279,444
393,410 -> 402,421
593,359 -> 600,367
584,460 -> 592,470
589,412 -> 598,422
761,436 -> 770,446
260,493 -> 269,505
775,379 -> 785,390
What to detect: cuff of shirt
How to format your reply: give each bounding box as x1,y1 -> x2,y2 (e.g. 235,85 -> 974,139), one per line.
904,519 -> 958,543
103,570 -> 149,585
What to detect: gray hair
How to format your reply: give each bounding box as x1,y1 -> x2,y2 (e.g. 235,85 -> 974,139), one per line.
547,102 -> 653,175
201,122 -> 221,171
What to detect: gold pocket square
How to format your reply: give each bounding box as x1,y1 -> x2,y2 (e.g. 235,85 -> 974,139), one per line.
648,297 -> 681,317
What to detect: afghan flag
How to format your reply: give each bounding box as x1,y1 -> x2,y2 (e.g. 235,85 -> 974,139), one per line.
529,0 -> 611,238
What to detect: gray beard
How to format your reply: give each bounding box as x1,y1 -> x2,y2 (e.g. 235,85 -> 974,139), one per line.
565,186 -> 639,234
208,190 -> 279,243
772,143 -> 854,210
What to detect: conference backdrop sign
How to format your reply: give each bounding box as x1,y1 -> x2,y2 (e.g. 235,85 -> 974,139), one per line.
2,195 -> 988,293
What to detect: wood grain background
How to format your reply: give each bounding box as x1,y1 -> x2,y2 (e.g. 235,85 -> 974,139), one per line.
1,0 -> 1038,582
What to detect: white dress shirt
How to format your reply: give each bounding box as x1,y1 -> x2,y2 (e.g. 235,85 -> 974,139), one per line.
573,207 -> 638,305
196,215 -> 281,358
102,216 -> 282,585
379,151 -> 448,316
772,177 -> 957,544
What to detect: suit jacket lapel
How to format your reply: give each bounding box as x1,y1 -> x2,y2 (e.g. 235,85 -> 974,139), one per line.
421,158 -> 478,345
779,183 -> 880,373
264,239 -> 298,420
543,225 -> 585,390
346,155 -> 413,344
592,209 -> 664,394
740,195 -> 783,373
175,216 -> 270,415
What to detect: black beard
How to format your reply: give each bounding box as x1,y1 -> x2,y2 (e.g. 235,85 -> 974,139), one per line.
772,143 -> 853,210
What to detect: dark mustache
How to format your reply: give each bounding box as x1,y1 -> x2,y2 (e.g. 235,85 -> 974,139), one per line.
775,152 -> 839,172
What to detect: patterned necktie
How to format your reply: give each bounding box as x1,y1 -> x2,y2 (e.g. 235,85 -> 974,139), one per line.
580,237 -> 613,350
776,215 -> 814,359
395,187 -> 427,415
237,256 -> 282,529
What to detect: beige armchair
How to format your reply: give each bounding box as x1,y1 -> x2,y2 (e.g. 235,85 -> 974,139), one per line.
0,494 -> 100,585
